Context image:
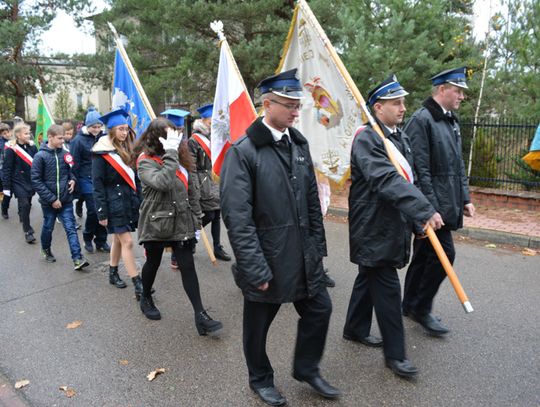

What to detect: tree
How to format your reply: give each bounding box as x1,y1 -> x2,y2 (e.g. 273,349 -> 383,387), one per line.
0,1 -> 94,119
54,87 -> 75,120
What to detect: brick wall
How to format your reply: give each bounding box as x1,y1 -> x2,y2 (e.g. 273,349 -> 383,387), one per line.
470,187 -> 540,211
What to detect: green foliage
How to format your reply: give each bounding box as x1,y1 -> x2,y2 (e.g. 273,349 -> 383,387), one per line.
54,87 -> 75,120
505,149 -> 540,191
0,95 -> 15,120
470,129 -> 498,187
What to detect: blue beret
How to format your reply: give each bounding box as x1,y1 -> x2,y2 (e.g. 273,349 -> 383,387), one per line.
367,74 -> 409,106
99,109 -> 130,130
431,67 -> 469,89
196,104 -> 213,119
161,109 -> 190,127
257,68 -> 303,100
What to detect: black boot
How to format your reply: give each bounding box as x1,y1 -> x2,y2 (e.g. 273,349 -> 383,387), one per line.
132,275 -> 143,300
195,310 -> 223,336
213,245 -> 231,261
140,295 -> 161,320
109,266 -> 127,288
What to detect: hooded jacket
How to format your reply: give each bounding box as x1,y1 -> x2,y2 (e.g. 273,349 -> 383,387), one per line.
70,126 -> 105,194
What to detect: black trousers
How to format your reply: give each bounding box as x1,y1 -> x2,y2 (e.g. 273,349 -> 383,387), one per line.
243,288 -> 332,389
1,194 -> 11,214
81,193 -> 107,246
344,265 -> 405,360
17,196 -> 32,233
201,209 -> 221,248
403,228 -> 455,316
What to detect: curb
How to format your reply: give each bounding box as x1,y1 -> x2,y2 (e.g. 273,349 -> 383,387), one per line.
0,373 -> 31,407
327,207 -> 540,249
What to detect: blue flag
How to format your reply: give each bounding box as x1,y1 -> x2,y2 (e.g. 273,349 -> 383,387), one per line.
112,48 -> 153,136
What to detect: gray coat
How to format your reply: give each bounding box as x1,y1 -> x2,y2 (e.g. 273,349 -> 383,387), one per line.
137,149 -> 202,243
188,134 -> 220,211
404,97 -> 471,230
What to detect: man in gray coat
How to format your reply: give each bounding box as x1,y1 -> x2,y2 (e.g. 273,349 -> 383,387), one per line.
221,69 -> 340,406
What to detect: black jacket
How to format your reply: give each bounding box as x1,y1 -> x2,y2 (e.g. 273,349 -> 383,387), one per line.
31,145 -> 76,206
91,136 -> 141,229
2,142 -> 37,198
188,134 -> 220,211
349,123 -> 435,268
70,127 -> 105,194
404,97 -> 471,230
220,118 -> 327,304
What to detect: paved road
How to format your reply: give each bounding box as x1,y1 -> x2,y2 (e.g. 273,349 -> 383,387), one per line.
0,207 -> 538,406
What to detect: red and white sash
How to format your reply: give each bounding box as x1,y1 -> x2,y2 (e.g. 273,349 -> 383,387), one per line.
137,153 -> 188,191
386,140 -> 413,183
103,153 -> 137,192
192,133 -> 211,159
9,144 -> 33,167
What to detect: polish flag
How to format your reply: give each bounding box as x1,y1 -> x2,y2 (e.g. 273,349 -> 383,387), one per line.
211,40 -> 257,176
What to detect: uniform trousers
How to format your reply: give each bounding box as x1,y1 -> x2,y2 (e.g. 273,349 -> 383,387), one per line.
201,209 -> 222,248
344,265 -> 405,360
243,287 -> 331,389
402,228 -> 455,316
17,196 -> 33,233
81,193 -> 107,247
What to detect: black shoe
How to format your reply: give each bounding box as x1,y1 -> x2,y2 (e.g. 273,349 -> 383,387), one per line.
323,270 -> 335,288
411,312 -> 449,337
75,200 -> 83,218
195,310 -> 223,335
213,245 -> 231,261
250,386 -> 287,406
140,295 -> 161,320
109,266 -> 127,288
96,242 -> 111,253
132,275 -> 143,300
25,232 -> 36,244
73,257 -> 90,271
343,333 -> 383,348
1,210 -> 8,219
41,248 -> 56,263
84,241 -> 94,253
385,358 -> 418,378
292,374 -> 341,399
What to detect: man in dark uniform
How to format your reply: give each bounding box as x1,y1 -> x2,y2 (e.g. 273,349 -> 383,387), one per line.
346,74 -> 443,378
221,69 -> 340,405
402,67 -> 475,336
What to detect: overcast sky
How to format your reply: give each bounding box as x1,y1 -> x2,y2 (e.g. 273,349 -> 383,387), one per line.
40,0 -> 501,56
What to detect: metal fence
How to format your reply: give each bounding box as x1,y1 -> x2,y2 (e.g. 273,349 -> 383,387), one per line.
460,118 -> 540,192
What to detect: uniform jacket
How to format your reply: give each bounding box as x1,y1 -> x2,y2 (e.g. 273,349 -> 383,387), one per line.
349,123 -> 435,269
91,136 -> 141,229
2,142 -> 37,198
188,134 -> 220,211
70,127 -> 105,194
220,117 -> 327,304
137,149 -> 202,243
31,144 -> 76,206
404,97 -> 471,230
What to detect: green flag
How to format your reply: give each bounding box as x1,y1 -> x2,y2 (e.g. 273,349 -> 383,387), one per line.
35,93 -> 54,145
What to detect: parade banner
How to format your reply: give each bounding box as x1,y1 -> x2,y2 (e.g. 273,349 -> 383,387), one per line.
35,85 -> 54,145
210,20 -> 257,176
276,2 -> 363,187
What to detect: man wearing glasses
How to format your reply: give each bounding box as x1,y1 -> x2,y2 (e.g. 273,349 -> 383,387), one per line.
221,69 -> 340,406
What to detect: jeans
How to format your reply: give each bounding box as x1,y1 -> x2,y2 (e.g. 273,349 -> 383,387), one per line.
41,203 -> 82,260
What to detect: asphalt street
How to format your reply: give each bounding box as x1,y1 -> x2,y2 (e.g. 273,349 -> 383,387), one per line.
0,205 -> 538,406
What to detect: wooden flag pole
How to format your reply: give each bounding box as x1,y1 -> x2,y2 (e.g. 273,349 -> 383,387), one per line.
107,22 -> 216,265
297,0 -> 473,313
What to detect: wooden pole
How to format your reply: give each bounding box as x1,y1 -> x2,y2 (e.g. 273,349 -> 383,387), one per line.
297,0 -> 473,313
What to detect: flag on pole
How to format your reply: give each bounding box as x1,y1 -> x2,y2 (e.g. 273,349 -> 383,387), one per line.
523,124 -> 540,171
276,2 -> 363,187
111,48 -> 154,136
210,21 -> 257,176
35,93 -> 54,145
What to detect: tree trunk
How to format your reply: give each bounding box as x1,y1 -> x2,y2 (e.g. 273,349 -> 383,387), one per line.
15,83 -> 26,120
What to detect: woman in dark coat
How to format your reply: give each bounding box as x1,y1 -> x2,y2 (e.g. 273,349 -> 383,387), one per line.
92,109 -> 143,298
2,123 -> 38,243
133,118 -> 222,336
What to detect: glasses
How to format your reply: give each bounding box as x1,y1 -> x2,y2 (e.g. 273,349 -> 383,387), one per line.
269,99 -> 302,111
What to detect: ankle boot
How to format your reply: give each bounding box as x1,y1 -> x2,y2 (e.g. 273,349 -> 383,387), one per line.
140,295 -> 161,320
195,310 -> 223,336
132,275 -> 143,300
109,266 -> 127,288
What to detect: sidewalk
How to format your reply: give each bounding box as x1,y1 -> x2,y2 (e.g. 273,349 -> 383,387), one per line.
328,187 -> 540,249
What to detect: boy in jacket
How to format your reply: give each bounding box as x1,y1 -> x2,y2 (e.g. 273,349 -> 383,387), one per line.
31,124 -> 89,270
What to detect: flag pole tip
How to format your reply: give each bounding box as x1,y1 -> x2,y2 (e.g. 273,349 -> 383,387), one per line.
210,20 -> 225,41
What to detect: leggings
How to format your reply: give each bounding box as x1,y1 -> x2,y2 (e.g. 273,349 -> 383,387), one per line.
201,209 -> 221,247
141,240 -> 203,313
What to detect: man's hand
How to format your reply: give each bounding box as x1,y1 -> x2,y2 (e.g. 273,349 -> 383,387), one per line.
68,180 -> 75,194
464,203 -> 475,217
52,200 -> 62,209
99,219 -> 108,226
258,282 -> 269,291
425,212 -> 444,231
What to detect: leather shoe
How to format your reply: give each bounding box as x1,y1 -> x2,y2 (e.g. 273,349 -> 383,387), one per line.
250,386 -> 286,406
96,242 -> 111,253
84,241 -> 94,253
292,374 -> 341,399
214,245 -> 231,261
343,333 -> 383,348
412,312 -> 449,336
323,269 -> 335,288
385,358 -> 418,378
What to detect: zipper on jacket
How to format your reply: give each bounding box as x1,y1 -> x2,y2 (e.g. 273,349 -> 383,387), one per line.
55,150 -> 60,199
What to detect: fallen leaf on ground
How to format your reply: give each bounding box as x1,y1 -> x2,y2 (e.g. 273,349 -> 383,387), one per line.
18,310 -> 25,314
15,380 -> 30,389
59,386 -> 77,398
147,368 -> 166,381
485,243 -> 497,248
119,360 -> 129,365
521,248 -> 537,256
66,320 -> 82,329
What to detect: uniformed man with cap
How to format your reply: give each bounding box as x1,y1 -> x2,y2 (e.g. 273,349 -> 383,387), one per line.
220,69 -> 340,405
346,74 -> 443,378
402,67 -> 475,337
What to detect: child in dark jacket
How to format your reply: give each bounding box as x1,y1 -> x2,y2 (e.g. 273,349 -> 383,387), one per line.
0,122 -> 12,218
31,124 -> 89,271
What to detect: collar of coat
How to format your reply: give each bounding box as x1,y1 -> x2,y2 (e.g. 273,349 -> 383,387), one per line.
422,97 -> 458,124
246,117 -> 307,148
91,135 -> 115,154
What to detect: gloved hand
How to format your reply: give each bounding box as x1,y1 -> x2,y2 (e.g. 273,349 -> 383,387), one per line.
195,229 -> 201,241
159,128 -> 182,151
2,190 -> 10,197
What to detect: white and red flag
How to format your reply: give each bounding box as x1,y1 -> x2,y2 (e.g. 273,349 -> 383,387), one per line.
210,20 -> 257,176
